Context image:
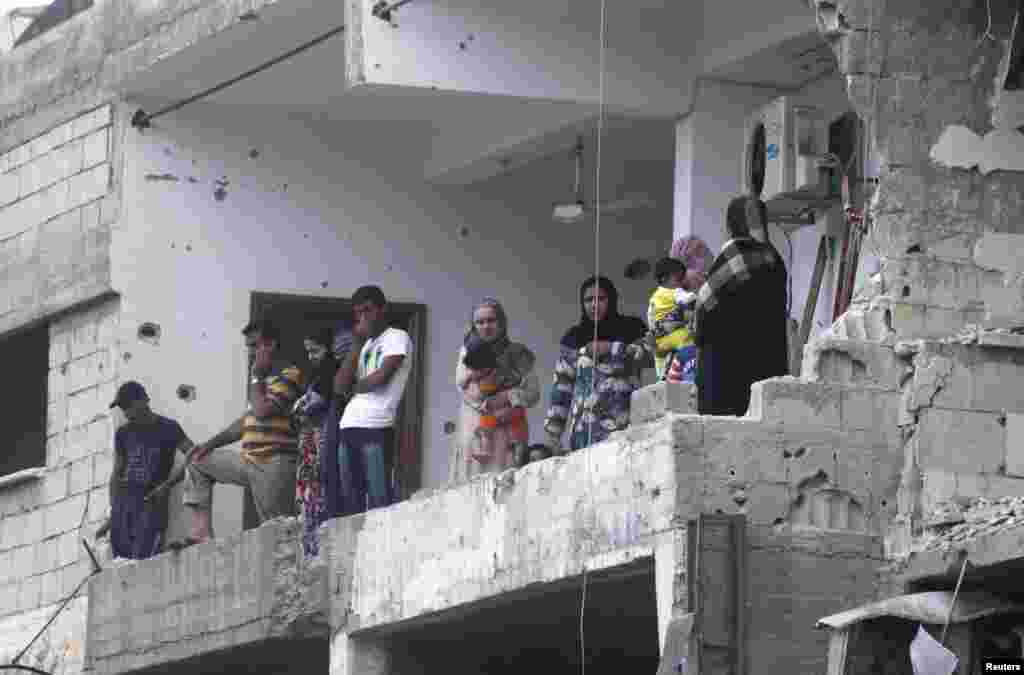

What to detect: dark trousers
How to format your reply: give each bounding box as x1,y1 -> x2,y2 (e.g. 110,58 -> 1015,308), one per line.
338,427 -> 396,514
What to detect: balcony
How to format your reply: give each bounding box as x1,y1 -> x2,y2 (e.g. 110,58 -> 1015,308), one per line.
86,380 -> 897,675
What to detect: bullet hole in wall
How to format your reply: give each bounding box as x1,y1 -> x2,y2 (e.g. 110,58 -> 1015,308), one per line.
443,421 -> 456,434
123,352 -> 132,361
458,226 -> 470,238
214,177 -> 230,202
176,384 -> 197,402
880,499 -> 888,508
138,322 -> 161,343
304,233 -> 310,239
185,244 -> 192,252
248,149 -> 260,159
321,281 -> 329,288
163,147 -> 174,157
902,285 -> 911,298
906,244 -> 923,254
728,468 -> 736,477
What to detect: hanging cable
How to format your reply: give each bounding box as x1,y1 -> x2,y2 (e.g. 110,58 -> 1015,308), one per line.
131,22 -> 346,130
580,1 -> 608,674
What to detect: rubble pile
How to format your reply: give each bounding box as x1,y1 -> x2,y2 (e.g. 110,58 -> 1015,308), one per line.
917,497 -> 1024,553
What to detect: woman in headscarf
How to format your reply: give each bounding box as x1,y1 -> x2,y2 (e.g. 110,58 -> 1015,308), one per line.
292,326 -> 339,558
544,276 -> 649,452
670,235 -> 715,289
450,298 -> 541,484
695,196 -> 789,416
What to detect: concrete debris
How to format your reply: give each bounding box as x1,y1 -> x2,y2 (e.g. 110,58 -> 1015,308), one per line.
918,497 -> 1024,553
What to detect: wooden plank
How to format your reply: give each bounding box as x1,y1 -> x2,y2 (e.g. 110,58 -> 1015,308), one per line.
688,514 -> 748,675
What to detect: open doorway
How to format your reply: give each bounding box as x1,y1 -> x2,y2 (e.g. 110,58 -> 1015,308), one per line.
385,559 -> 660,674
245,292 -> 427,529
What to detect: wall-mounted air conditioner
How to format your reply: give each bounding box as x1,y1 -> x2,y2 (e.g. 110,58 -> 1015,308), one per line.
744,96 -> 828,202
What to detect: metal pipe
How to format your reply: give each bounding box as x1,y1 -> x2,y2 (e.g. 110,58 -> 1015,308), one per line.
132,22 -> 346,130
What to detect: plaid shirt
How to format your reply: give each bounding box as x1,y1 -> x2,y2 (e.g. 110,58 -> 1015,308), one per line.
695,237 -> 782,343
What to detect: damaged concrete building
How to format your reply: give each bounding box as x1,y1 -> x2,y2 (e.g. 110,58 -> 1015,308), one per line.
0,0 -> 1023,673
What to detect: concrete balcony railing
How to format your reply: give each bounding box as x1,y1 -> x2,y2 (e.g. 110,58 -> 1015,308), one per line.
86,378 -> 901,675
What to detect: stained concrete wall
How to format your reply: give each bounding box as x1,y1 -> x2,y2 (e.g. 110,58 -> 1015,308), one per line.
86,517 -> 326,675
0,104 -> 117,336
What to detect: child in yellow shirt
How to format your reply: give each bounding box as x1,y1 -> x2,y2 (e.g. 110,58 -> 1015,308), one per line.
648,257 -> 697,382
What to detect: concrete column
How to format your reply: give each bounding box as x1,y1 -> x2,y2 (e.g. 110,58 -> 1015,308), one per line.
331,631 -> 394,675
653,530 -> 687,654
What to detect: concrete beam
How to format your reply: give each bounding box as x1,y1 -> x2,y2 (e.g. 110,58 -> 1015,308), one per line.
85,518 -> 327,675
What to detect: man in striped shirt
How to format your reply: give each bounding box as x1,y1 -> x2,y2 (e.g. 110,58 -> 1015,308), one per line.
182,319 -> 305,544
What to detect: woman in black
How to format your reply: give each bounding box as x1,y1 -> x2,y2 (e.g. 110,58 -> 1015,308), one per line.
695,196 -> 790,416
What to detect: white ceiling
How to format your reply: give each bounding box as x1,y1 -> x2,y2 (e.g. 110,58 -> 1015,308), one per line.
119,0 -> 828,187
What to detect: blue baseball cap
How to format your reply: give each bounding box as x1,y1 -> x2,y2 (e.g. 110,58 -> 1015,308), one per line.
109,381 -> 149,409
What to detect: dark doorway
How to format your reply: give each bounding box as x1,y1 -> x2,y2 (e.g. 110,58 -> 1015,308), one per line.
384,560 -> 660,675
245,292 -> 427,530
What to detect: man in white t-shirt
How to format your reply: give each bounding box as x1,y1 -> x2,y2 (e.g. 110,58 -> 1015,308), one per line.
334,285 -> 413,511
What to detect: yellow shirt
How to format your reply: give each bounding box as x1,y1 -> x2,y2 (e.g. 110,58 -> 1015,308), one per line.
241,365 -> 305,464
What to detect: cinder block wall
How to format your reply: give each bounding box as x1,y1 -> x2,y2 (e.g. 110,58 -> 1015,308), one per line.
0,104 -> 117,336
0,179 -> 120,675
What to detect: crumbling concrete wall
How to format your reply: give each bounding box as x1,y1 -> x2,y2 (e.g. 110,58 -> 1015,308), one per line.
85,517 -> 327,675
0,104 -> 118,337
884,333 -> 1024,555
812,0 -> 1024,339
0,297 -> 121,675
323,381 -> 893,674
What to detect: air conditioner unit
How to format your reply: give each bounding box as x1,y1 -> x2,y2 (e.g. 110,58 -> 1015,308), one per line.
744,96 -> 828,201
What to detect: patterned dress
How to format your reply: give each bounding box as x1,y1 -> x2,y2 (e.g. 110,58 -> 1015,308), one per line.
295,382 -> 331,558
545,340 -> 647,451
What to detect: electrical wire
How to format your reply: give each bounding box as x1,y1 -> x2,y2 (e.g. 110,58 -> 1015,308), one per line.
581,0 -> 608,673
11,418 -> 105,668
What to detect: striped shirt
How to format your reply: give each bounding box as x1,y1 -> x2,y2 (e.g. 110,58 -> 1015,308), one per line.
241,364 -> 305,464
